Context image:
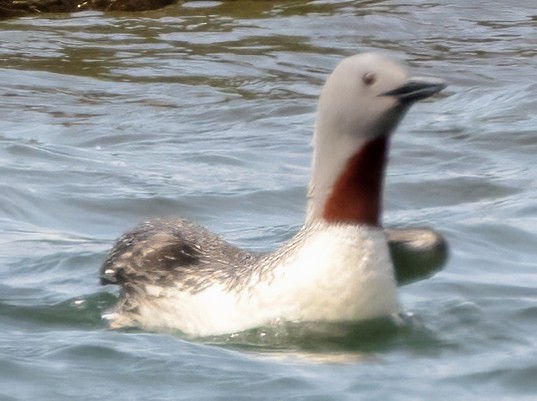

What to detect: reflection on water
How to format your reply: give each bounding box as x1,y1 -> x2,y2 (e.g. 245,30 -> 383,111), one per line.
1,1 -> 536,400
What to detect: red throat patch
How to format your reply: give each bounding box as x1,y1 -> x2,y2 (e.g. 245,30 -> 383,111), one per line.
322,136 -> 388,226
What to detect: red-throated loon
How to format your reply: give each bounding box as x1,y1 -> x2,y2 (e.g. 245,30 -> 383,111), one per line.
100,53 -> 446,337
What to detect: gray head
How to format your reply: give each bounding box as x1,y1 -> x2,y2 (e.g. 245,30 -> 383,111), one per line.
307,53 -> 445,225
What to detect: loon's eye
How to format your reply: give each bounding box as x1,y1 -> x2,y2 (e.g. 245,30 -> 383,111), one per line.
362,72 -> 376,86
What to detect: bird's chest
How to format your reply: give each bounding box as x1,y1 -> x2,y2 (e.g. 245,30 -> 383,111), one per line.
251,225 -> 398,321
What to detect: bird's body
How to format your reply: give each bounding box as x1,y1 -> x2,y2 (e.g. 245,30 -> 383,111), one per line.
100,53 -> 446,337
102,219 -> 397,336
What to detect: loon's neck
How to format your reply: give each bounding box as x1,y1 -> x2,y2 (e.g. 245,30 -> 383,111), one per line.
306,135 -> 389,227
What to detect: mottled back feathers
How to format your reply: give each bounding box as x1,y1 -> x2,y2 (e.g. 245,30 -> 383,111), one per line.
100,218 -> 261,294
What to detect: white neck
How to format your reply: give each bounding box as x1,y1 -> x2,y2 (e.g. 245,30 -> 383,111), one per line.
306,123 -> 368,225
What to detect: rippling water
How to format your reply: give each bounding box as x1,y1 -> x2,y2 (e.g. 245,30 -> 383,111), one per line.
1,1 -> 536,400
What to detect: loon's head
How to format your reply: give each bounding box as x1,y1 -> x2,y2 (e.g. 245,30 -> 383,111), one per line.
308,53 -> 446,225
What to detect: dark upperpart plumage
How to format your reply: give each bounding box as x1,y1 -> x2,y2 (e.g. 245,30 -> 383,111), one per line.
100,218 -> 262,294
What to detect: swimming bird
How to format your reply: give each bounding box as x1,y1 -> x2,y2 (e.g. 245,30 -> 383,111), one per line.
100,53 -> 446,337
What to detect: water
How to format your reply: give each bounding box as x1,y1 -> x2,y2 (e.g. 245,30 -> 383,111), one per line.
1,0 -> 536,399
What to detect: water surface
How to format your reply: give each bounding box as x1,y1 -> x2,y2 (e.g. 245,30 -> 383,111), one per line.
1,1 -> 536,400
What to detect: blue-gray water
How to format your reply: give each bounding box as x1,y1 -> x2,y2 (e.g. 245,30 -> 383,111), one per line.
1,1 -> 536,400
